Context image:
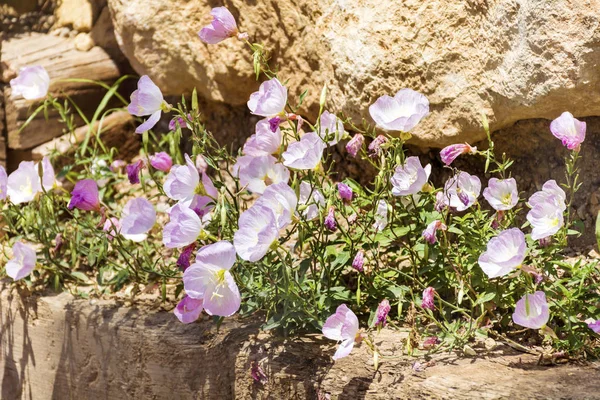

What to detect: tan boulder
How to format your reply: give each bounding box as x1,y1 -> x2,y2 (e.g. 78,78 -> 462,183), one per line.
55,0 -> 106,32
107,0 -> 600,147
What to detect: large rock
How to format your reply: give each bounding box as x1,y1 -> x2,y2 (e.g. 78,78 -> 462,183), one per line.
107,0 -> 600,147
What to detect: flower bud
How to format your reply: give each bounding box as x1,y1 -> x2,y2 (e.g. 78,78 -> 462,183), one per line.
345,134 -> 364,158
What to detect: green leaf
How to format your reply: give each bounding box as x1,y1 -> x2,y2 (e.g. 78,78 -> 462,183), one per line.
595,211 -> 600,251
298,89 -> 309,107
70,271 -> 90,283
475,291 -> 496,306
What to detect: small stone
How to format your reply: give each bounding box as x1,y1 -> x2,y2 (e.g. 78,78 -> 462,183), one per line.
484,338 -> 497,351
74,33 -> 95,52
463,344 -> 477,356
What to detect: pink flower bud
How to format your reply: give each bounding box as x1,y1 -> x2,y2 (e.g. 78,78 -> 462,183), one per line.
150,152 -> 173,172
440,143 -> 477,166
337,182 -> 353,202
421,287 -> 436,310
375,299 -> 391,327
345,134 -> 364,157
324,207 -> 337,231
126,160 -> 145,184
68,179 -> 100,211
352,250 -> 365,272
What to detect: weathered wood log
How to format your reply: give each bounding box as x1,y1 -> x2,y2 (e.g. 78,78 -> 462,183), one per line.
0,283 -> 599,399
1,33 -> 121,150
0,86 -> 6,167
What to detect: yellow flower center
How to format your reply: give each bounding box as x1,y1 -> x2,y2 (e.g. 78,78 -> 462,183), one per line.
19,178 -> 33,197
195,182 -> 207,196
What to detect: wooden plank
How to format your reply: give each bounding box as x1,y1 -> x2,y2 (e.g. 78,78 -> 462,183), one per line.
1,33 -> 121,150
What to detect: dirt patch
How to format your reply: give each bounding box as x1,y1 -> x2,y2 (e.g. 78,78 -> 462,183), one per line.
1,282 -> 599,399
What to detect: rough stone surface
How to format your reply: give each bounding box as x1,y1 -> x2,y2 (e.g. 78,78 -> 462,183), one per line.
107,0 -> 600,147
55,0 -> 105,32
1,284 -> 600,399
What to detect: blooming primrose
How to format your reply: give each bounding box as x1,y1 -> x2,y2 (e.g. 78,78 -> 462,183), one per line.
322,304 -> 360,360
183,241 -> 241,317
282,132 -> 326,170
368,88 -> 429,132
234,155 -> 289,194
119,198 -> 157,242
247,78 -> 288,117
442,171 -> 481,211
439,143 -> 477,166
173,295 -> 204,324
512,291 -> 550,330
318,111 -> 345,146
243,118 -> 282,156
483,178 -> 518,211
527,200 -> 564,240
10,65 -> 50,100
234,204 -> 279,262
164,154 -> 218,212
6,241 -> 37,281
68,179 -> 100,211
7,161 -> 42,204
478,228 -> 527,279
390,156 -> 431,196
198,6 -> 247,44
253,182 -> 297,230
127,75 -> 169,133
163,203 -> 211,249
550,111 -> 586,151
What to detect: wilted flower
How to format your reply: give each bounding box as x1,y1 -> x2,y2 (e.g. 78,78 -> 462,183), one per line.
247,78 -> 288,117
375,299 -> 391,327
352,250 -> 365,272
6,242 -> 37,281
282,132 -> 326,170
183,241 -> 241,317
169,115 -> 189,131
243,119 -> 282,156
337,182 -> 353,202
150,152 -> 173,172
422,220 -> 447,244
268,116 -> 282,132
0,165 -> 8,201
10,65 -> 50,100
439,143 -> 477,166
163,203 -> 211,249
234,205 -> 279,262
478,228 -> 527,278
442,172 -> 481,211
254,182 -> 297,230
127,75 -> 168,133
587,319 -> 600,334
324,207 -> 337,231
512,291 -> 550,329
390,156 -> 431,196
177,243 -> 197,271
368,135 -> 389,157
234,155 -> 289,194
198,7 -> 246,44
318,111 -> 345,146
550,111 -> 586,151
7,161 -> 42,204
434,191 -> 447,212
322,304 -> 360,360
373,200 -> 388,231
120,198 -> 156,242
345,134 -> 364,157
298,181 -> 325,220
102,217 -> 121,240
483,178 -> 518,211
251,362 -> 268,384
368,89 -> 429,132
126,160 -> 144,184
174,295 -> 204,324
421,287 -> 436,310
68,179 -> 100,211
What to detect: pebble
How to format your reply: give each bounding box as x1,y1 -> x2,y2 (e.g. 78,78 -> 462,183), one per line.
74,32 -> 95,52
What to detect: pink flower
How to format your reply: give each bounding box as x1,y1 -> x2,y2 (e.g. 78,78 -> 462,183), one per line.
6,241 -> 37,281
183,241 -> 241,317
243,119 -> 282,156
198,7 -> 244,45
7,161 -> 42,204
126,160 -> 144,184
150,152 -> 173,172
527,180 -> 566,210
234,155 -> 289,194
169,115 -> 189,131
0,166 -> 6,200
324,207 -> 337,231
421,287 -> 436,310
247,78 -> 288,117
512,291 -> 550,329
439,143 -> 477,166
483,178 -> 518,211
10,65 -> 50,100
369,89 -> 429,132
526,181 -> 566,240
163,203 -> 211,249
110,160 -> 126,172
127,75 -> 167,134
164,154 -> 218,211
352,250 -> 365,272
282,132 -> 326,170
68,179 -> 100,211
40,157 -> 56,190
298,181 -> 325,220
322,304 -> 360,360
478,228 -> 527,278
102,217 -> 121,240
422,220 -> 447,244
390,156 -> 431,196
119,198 -> 156,242
373,200 -> 388,231
345,134 -> 364,157
337,182 -> 353,202
177,243 -> 197,271
174,295 -> 204,324
587,320 -> 600,334
375,299 -> 391,327
254,182 -> 297,230
442,172 -> 481,211
234,204 -> 279,262
318,111 -> 345,146
550,111 -> 586,151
